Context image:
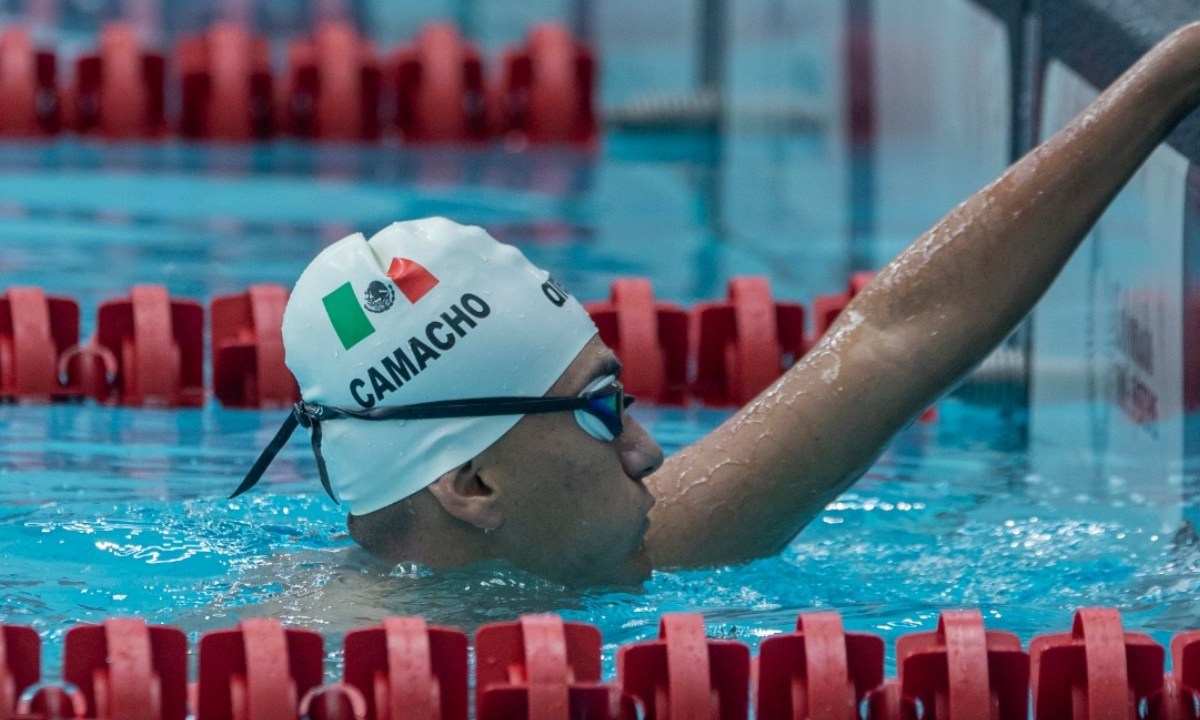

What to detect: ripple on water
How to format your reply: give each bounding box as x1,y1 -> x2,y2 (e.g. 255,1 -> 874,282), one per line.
0,401 -> 1196,676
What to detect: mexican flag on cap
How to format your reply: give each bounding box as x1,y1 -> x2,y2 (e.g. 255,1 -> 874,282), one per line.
322,257 -> 439,350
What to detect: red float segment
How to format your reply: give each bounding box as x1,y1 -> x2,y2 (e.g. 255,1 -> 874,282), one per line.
1155,632 -> 1200,720
0,625 -> 40,716
0,29 -> 59,137
299,683 -> 368,720
93,285 -> 204,407
17,684 -> 88,718
0,287 -> 80,401
492,24 -> 597,145
476,615 -> 630,720
70,23 -> 166,138
342,616 -> 468,720
393,23 -> 486,143
211,284 -> 298,409
1172,631 -> 1200,697
281,22 -> 382,141
585,279 -> 689,405
196,618 -> 325,720
478,686 -> 635,720
756,612 -> 884,720
1029,608 -> 1163,720
1154,675 -> 1198,720
58,340 -> 117,403
894,610 -> 1028,720
62,618 -> 189,720
865,680 -> 906,720
618,613 -> 750,720
692,277 -> 806,406
178,23 -> 274,140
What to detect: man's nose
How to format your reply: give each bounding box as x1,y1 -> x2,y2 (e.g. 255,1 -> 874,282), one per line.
618,417 -> 664,481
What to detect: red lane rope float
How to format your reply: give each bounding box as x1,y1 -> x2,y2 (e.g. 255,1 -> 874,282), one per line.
1157,632 -> 1200,720
756,612 -> 883,720
891,610 -> 1028,720
393,23 -> 486,143
693,277 -> 806,407
70,23 -> 166,139
211,284 -> 298,409
619,613 -> 750,720
342,616 -> 468,720
586,278 -> 689,405
178,23 -> 275,141
0,287 -> 79,402
1030,608 -> 1164,720
7,610 -> 1200,718
18,684 -> 87,718
492,24 -> 597,146
298,683 -> 368,720
197,618 -> 325,720
7,271 -> 941,409
94,285 -> 204,407
63,618 -> 189,720
0,28 -> 58,137
281,22 -> 382,141
476,614 -> 632,720
0,625 -> 40,717
0,21 -> 600,146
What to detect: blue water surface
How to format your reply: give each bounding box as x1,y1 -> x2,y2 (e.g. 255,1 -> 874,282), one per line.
1,396 -> 1196,680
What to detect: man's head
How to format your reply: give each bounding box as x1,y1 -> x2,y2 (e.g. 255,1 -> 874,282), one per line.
348,335 -> 663,585
279,218 -> 663,585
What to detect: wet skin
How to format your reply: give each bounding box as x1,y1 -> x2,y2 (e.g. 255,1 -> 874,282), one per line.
459,336 -> 662,585
367,335 -> 664,587
362,22 -> 1200,585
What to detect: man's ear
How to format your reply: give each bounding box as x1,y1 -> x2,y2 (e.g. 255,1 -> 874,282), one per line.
427,461 -> 502,531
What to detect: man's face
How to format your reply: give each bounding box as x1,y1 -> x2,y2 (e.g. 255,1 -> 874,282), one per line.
482,336 -> 663,586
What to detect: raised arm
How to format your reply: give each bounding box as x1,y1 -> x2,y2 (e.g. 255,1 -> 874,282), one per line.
644,22 -> 1200,567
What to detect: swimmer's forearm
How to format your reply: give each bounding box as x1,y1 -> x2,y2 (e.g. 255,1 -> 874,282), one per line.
854,22 -> 1200,411
646,23 -> 1200,569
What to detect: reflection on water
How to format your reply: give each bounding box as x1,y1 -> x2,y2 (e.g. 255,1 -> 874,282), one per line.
1,400 -> 1197,678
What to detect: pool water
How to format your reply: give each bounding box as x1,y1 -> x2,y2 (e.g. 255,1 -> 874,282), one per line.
2,394 -> 1197,679
1,135 -> 1199,681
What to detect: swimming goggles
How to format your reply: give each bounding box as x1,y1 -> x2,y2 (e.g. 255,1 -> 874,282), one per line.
230,377 -> 636,503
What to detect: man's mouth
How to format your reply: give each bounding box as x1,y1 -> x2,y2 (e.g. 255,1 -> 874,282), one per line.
634,518 -> 651,556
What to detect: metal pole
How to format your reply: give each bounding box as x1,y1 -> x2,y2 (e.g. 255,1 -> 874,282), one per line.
570,0 -> 591,45
217,0 -> 254,26
27,0 -> 58,29
697,0 -> 726,94
314,0 -> 350,25
454,0 -> 476,38
122,0 -> 161,39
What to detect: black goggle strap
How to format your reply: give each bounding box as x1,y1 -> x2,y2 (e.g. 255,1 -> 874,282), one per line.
230,385 -> 636,503
329,396 -> 594,421
328,385 -> 633,423
228,403 -> 339,504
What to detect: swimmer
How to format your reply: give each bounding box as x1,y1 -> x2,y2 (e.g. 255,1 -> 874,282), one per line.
237,23 -> 1200,586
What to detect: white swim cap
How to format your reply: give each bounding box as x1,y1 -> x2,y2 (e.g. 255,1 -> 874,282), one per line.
280,217 -> 597,515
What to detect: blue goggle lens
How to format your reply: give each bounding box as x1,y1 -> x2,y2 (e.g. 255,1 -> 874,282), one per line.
573,378 -> 631,441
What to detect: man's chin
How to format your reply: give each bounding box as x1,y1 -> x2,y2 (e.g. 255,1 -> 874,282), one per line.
628,543 -> 653,580
550,548 -> 652,590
